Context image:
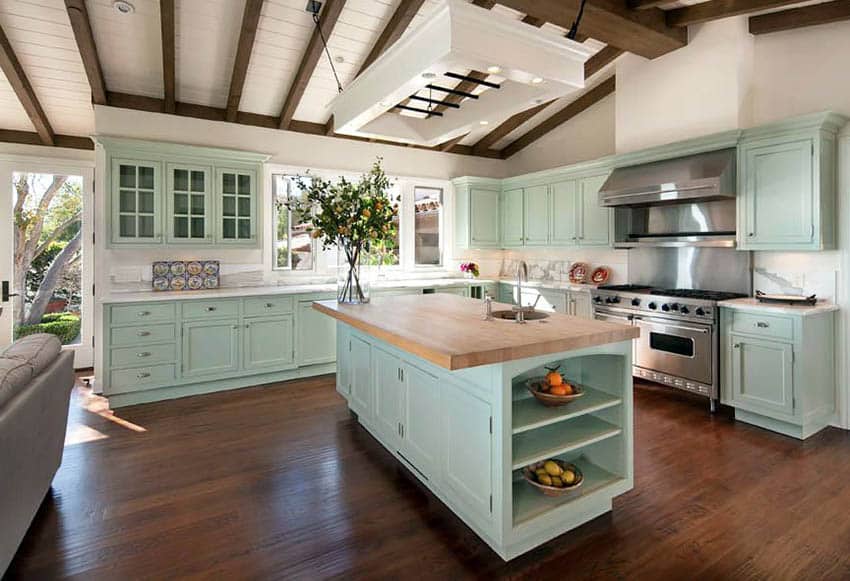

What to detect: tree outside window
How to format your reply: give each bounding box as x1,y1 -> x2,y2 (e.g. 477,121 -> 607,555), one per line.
273,175 -> 314,270
414,186 -> 442,266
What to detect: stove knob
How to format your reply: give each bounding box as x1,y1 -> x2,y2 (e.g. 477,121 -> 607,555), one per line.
680,306 -> 690,315
631,298 -> 641,306
611,296 -> 620,304
648,302 -> 657,310
695,307 -> 706,316
671,303 -> 680,311
661,304 -> 670,312
593,296 -> 603,304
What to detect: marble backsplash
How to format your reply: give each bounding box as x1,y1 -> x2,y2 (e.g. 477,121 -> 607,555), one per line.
498,258 -> 626,285
753,267 -> 838,301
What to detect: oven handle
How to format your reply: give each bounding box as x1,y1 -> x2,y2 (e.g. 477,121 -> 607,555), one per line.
632,317 -> 710,334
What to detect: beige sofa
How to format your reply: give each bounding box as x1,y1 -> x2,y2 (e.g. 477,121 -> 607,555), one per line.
0,334 -> 75,575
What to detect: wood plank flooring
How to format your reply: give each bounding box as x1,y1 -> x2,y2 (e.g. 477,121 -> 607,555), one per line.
5,376 -> 850,580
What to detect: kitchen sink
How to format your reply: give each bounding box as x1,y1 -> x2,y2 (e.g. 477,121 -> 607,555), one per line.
491,310 -> 550,321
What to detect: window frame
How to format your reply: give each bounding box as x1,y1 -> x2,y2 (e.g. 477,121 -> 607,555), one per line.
411,184 -> 445,269
271,173 -> 317,272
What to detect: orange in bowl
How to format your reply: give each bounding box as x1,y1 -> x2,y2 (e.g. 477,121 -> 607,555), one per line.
549,385 -> 568,396
545,370 -> 563,387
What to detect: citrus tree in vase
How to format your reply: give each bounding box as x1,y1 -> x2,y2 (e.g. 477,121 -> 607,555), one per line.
281,159 -> 398,304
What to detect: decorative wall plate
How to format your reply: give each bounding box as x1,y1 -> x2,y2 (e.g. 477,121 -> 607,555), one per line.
591,266 -> 610,285
568,262 -> 589,284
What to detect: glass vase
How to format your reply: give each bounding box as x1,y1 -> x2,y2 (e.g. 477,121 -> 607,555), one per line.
337,247 -> 370,304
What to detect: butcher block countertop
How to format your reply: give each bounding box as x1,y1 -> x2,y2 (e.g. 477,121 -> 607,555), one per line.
313,294 -> 640,370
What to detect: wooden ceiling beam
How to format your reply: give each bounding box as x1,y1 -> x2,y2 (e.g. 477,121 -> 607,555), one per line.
749,0 -> 850,34
666,0 -> 804,28
358,0 -> 426,76
160,0 -> 176,114
279,0 -> 347,130
585,46 -> 624,78
105,91 -> 500,159
0,129 -> 92,150
0,25 -> 55,145
472,99 -> 555,154
226,0 -> 264,122
500,75 -> 615,159
629,0 -> 672,10
64,0 -> 107,105
437,133 -> 469,152
491,0 -> 685,58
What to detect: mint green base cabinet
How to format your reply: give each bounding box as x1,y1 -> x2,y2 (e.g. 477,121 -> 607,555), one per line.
737,112 -> 846,251
333,321 -> 634,560
182,319 -> 241,377
297,298 -> 337,366
244,315 -> 295,370
452,177 -> 501,249
720,305 -> 836,439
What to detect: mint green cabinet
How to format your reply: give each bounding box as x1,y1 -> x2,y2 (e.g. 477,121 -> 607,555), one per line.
336,325 -> 352,399
373,346 -> 403,447
452,178 -> 501,249
349,336 -> 373,420
729,334 -> 794,416
167,164 -> 212,243
550,180 -> 578,245
296,300 -> 336,366
112,158 -> 162,243
402,364 -> 441,480
182,319 -> 240,378
737,112 -> 846,251
244,315 -> 295,371
523,185 -> 550,246
578,173 -> 611,246
217,168 -> 257,244
501,188 -> 524,247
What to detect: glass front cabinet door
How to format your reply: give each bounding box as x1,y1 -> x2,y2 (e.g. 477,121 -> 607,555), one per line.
167,164 -> 212,243
112,159 -> 162,244
217,168 -> 256,244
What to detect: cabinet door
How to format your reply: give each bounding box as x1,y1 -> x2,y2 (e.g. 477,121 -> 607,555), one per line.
570,291 -> 593,319
550,180 -> 578,245
296,300 -> 337,366
182,319 -> 240,377
533,288 -> 567,313
730,334 -> 795,417
348,336 -> 372,420
167,164 -> 212,243
442,382 -> 492,522
244,315 -> 294,371
373,346 -> 402,446
112,158 -> 162,243
523,185 -> 550,246
578,173 -> 611,246
501,188 -> 524,247
742,139 -> 814,247
469,187 -> 500,247
401,364 -> 441,481
217,168 -> 257,244
336,325 -> 350,399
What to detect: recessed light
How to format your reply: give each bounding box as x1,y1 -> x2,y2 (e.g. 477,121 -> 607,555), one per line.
421,72 -> 437,79
112,0 -> 135,14
487,65 -> 502,74
531,77 -> 544,84
479,120 -> 489,126
334,55 -> 345,64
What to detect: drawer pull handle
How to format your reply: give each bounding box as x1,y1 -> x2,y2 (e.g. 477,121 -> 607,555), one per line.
138,311 -> 150,316
265,303 -> 273,308
205,306 -> 217,312
137,352 -> 151,358
756,322 -> 769,328
137,330 -> 151,337
137,372 -> 151,379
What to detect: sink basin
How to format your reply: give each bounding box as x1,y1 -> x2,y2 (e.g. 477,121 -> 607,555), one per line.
491,310 -> 550,321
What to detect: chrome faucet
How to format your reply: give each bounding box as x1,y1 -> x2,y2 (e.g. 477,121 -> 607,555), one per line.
482,293 -> 493,321
515,261 -> 528,323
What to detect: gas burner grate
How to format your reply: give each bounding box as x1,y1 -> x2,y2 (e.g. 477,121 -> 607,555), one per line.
650,289 -> 749,301
598,284 -> 653,292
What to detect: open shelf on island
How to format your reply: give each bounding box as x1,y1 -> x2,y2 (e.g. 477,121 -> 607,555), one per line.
512,457 -> 626,527
512,387 -> 622,435
511,415 -> 622,470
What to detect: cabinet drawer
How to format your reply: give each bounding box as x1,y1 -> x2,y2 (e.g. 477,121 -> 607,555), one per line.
244,296 -> 294,317
731,311 -> 793,341
110,343 -> 176,368
182,299 -> 239,320
110,302 -> 175,325
110,364 -> 176,394
110,323 -> 176,347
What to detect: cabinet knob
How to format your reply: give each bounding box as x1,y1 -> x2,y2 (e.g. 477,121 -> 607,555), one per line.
137,372 -> 151,379
137,352 -> 151,358
733,343 -> 741,349
756,321 -> 769,328
205,306 -> 216,312
265,303 -> 273,308
138,311 -> 150,316
137,330 -> 151,337
748,233 -> 754,237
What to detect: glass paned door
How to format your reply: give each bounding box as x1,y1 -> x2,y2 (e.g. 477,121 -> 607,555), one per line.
113,158 -> 160,243
218,168 -> 255,243
167,164 -> 211,243
0,163 -> 94,368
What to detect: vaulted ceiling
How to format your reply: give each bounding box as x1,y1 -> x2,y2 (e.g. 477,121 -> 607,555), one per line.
0,0 -> 846,158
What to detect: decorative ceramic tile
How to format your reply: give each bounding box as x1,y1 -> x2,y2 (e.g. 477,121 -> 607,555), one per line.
152,260 -> 220,292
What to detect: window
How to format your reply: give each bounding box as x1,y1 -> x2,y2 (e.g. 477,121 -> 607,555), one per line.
365,184 -> 401,268
413,186 -> 442,266
273,175 -> 313,270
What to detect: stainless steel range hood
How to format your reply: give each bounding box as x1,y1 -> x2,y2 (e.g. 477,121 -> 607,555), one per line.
599,148 -> 736,208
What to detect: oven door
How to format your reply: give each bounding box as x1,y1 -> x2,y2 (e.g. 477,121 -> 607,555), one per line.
632,315 -> 712,385
593,307 -> 633,325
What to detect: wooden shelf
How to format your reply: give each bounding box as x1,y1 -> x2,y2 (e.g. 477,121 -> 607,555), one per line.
512,457 -> 625,527
511,415 -> 622,470
512,388 -> 622,435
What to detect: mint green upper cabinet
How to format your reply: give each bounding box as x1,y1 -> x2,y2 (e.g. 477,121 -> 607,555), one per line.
501,188 -> 524,247
167,164 -> 212,244
469,188 -> 501,247
244,314 -> 295,371
550,180 -> 578,245
216,168 -> 257,244
577,173 -> 611,246
737,112 -> 846,251
182,319 -> 240,378
296,300 -> 337,366
112,158 -> 162,244
523,185 -> 550,246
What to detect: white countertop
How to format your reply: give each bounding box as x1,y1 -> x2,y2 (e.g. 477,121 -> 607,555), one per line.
99,278 -> 498,304
718,297 -> 839,317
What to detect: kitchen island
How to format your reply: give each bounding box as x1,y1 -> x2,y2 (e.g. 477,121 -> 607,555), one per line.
314,293 -> 639,560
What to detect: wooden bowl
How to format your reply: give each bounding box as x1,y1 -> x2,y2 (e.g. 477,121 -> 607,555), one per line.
525,378 -> 585,407
522,459 -> 584,497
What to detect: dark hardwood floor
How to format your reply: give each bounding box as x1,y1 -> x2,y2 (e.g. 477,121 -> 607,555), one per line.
5,375 -> 850,580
